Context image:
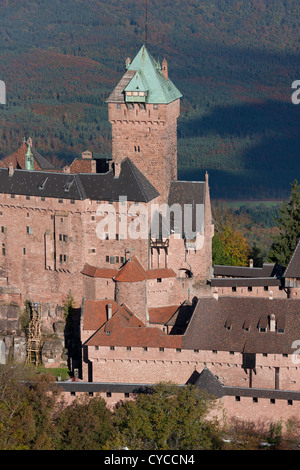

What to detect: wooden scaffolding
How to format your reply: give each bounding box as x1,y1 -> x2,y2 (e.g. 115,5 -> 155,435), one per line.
26,302 -> 42,366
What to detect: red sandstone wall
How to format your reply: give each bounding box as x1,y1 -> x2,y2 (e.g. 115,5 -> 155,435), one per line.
108,101 -> 180,203
83,345 -> 300,392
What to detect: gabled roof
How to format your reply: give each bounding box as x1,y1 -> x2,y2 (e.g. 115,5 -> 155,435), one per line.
0,141 -> 55,171
85,304 -> 182,349
182,297 -> 300,355
0,157 -> 159,203
284,240 -> 300,278
82,300 -> 119,331
107,45 -> 182,105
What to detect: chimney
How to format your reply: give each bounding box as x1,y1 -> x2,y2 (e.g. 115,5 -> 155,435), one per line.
114,161 -> 121,178
8,162 -> 14,177
91,160 -> 96,173
269,313 -> 276,332
82,150 -> 92,159
249,259 -> 253,268
162,58 -> 168,81
107,303 -> 112,321
212,288 -> 218,300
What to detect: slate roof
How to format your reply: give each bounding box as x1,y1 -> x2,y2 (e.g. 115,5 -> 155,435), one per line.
210,277 -> 282,288
193,368 -> 300,401
182,297 -> 300,355
284,240 -> 300,278
0,158 -> 159,203
213,263 -> 282,278
107,45 -> 182,105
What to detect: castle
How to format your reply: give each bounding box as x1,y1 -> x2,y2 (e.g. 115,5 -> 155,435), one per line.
1,45 -> 300,430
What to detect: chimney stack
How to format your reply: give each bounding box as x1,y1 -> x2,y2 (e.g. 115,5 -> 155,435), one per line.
107,303 -> 112,321
162,58 -> 168,81
8,162 -> 14,177
270,313 -> 276,332
114,162 -> 121,178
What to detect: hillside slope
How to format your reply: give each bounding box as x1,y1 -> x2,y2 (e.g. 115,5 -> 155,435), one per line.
0,0 -> 299,199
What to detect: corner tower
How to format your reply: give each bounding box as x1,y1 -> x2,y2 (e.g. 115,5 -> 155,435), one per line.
107,46 -> 182,202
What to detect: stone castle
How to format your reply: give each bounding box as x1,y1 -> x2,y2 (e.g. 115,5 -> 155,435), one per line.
1,45 -> 300,429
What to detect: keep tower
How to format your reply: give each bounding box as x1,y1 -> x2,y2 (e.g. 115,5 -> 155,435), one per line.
107,45 -> 182,203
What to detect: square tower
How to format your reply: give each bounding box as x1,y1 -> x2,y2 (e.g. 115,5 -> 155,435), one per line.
107,46 -> 182,203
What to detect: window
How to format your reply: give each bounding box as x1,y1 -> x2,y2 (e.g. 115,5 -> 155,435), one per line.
106,331 -> 111,336
105,233 -> 109,240
270,398 -> 275,404
41,196 -> 45,201
235,396 -> 241,402
1,226 -> 5,233
253,397 -> 258,403
70,199 -> 75,204
2,247 -> 5,256
26,226 -> 32,235
110,256 -> 115,264
159,347 -> 164,352
157,278 -> 162,283
23,248 -> 26,255
143,347 -> 148,351
248,286 -> 252,292
259,327 -> 267,333
264,286 -> 269,291
288,400 -> 293,406
117,103 -> 121,109
106,256 -> 109,262
106,392 -> 111,398
232,286 -> 236,292
153,104 -> 158,110
124,392 -> 129,398
176,348 -> 181,353
126,346 -> 131,351
11,194 -> 15,198
194,349 -> 199,353
58,199 -> 63,203
26,196 -> 30,200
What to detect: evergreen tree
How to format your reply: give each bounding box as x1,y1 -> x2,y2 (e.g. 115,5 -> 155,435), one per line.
268,180 -> 300,267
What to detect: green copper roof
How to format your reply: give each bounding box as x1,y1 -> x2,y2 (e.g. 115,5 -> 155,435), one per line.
126,46 -> 182,104
107,45 -> 182,105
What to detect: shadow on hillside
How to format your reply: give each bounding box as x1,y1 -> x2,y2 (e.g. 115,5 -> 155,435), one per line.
178,99 -> 300,200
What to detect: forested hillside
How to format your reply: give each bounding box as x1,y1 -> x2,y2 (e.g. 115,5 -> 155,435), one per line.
0,0 -> 299,199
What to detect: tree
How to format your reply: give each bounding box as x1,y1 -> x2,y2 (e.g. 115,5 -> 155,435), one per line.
268,180 -> 300,267
55,395 -> 113,450
106,382 -> 222,450
0,362 -> 57,450
213,226 -> 251,266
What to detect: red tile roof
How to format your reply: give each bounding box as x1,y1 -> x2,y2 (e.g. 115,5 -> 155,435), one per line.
114,256 -> 148,282
85,305 -> 182,349
83,299 -> 118,330
82,257 -> 176,283
148,305 -> 179,324
81,264 -> 118,278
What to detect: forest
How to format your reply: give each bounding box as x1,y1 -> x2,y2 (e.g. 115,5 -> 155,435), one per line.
0,0 -> 299,200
